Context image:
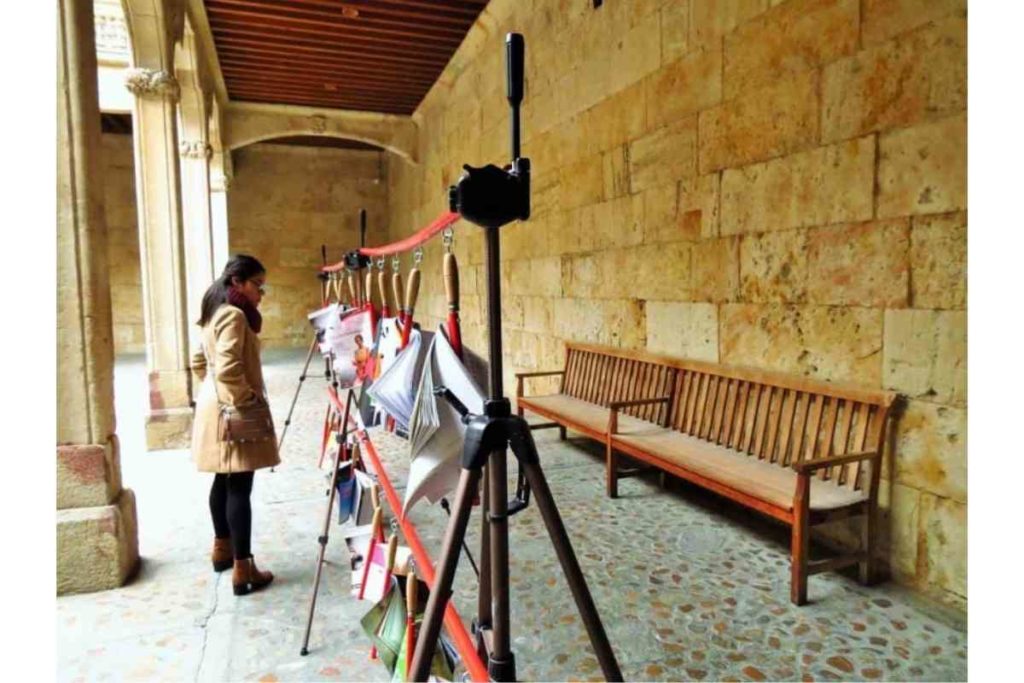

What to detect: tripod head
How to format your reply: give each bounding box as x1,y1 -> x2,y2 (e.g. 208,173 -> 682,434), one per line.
448,33 -> 530,229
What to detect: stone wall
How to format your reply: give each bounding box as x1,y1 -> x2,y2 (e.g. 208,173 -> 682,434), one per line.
228,143 -> 389,348
387,0 -> 967,608
102,133 -> 144,355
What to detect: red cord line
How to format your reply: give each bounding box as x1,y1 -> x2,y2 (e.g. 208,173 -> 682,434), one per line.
322,211 -> 461,272
327,387 -> 488,683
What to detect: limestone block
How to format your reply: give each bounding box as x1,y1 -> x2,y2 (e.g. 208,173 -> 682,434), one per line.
739,229 -> 808,303
629,116 -> 698,193
862,0 -> 966,45
57,438 -> 122,510
643,177 -> 720,244
660,1 -> 690,64
646,302 -> 719,362
577,80 -> 648,158
644,46 -> 723,131
720,304 -> 883,383
910,211 -> 967,309
699,70 -> 819,173
721,136 -> 874,235
553,298 -> 646,349
602,144 -> 630,201
591,194 -> 646,251
56,488 -> 139,595
883,309 -> 966,406
919,493 -> 967,601
522,297 -> 554,335
530,167 -> 563,220
724,0 -> 859,100
562,242 -> 692,302
691,237 -> 740,303
876,479 -> 921,581
528,257 -> 563,298
145,407 -> 193,451
806,219 -> 911,307
892,399 -> 966,503
691,0 -> 771,48
558,155 -> 605,211
822,15 -> 966,142
607,10 -> 662,95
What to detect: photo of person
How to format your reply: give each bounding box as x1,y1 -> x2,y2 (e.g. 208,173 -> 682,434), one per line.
324,306 -> 374,389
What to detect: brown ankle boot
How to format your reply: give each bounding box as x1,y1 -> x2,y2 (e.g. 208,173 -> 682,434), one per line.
232,557 -> 274,596
211,538 -> 233,573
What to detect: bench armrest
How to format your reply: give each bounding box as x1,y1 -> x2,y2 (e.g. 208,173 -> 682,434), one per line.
607,395 -> 671,434
609,396 -> 671,411
515,370 -> 565,398
792,450 -> 880,475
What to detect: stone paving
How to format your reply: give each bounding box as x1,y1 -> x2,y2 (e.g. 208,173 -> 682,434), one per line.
57,350 -> 967,682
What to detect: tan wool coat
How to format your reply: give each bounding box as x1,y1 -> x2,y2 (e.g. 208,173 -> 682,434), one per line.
191,304 -> 280,473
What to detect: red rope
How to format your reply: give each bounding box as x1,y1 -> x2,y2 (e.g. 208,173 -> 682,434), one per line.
322,211 -> 461,272
327,387 -> 488,682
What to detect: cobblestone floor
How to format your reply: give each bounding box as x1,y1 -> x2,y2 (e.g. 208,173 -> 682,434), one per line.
56,350 -> 967,682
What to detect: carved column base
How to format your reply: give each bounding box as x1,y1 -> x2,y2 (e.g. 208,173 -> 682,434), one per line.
145,407 -> 193,450
57,488 -> 139,595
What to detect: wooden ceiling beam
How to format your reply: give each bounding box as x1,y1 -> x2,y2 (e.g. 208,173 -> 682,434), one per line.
222,70 -> 426,96
227,83 -> 420,106
206,4 -> 465,46
218,59 -> 435,87
214,41 -> 445,72
277,0 -> 485,21
211,24 -> 453,61
207,0 -> 473,34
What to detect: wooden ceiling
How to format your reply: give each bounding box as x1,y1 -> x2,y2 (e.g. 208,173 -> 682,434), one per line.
204,0 -> 490,115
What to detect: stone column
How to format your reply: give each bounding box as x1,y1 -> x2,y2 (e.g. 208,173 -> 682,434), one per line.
178,135 -> 214,355
57,0 -> 139,594
209,147 -> 232,272
125,67 -> 193,449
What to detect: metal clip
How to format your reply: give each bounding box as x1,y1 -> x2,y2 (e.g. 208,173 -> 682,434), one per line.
442,226 -> 454,252
413,246 -> 424,265
376,256 -> 386,271
391,254 -> 401,271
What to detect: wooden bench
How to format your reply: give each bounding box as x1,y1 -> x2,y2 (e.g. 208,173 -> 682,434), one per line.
516,342 -> 898,605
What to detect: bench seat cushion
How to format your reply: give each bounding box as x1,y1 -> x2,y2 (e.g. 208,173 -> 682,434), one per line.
519,394 -> 661,438
613,427 -> 866,512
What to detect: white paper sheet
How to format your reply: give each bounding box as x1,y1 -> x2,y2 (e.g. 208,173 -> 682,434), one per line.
365,328 -> 433,431
403,326 -> 488,513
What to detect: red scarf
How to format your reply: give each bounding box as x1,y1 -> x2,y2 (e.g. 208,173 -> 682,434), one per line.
227,287 -> 263,334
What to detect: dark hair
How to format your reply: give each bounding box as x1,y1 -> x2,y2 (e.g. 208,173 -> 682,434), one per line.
197,254 -> 266,327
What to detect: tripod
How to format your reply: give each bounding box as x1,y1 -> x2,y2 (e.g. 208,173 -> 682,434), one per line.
408,34 -> 623,682
277,245 -> 335,455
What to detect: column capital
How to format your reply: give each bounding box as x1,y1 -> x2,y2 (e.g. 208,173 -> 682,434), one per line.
124,68 -> 179,100
179,140 -> 213,160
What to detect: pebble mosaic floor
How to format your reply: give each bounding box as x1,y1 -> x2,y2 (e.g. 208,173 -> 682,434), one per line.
56,350 -> 967,682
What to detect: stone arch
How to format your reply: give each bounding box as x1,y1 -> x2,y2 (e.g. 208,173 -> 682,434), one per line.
223,103 -> 419,164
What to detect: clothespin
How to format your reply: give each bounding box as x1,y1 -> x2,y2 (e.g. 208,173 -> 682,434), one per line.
405,562 -> 418,674
357,507 -> 384,601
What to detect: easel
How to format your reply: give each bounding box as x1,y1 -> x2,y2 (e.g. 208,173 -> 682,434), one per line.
408,34 -> 623,682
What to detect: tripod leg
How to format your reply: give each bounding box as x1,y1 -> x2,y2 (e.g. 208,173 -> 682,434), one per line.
408,467 -> 483,682
278,334 -> 319,452
476,462 -> 492,654
487,449 -> 515,681
520,460 -> 624,682
300,438 -> 345,656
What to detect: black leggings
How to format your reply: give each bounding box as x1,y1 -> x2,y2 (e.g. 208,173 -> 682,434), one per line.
209,472 -> 255,560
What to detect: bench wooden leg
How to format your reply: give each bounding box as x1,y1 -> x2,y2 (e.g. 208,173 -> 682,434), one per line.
791,475 -> 810,606
605,442 -> 618,499
859,502 -> 876,585
559,425 -> 567,440
659,471 -> 668,490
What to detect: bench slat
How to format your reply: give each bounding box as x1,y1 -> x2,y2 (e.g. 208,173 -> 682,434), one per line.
844,403 -> 873,487
789,391 -> 811,468
831,400 -> 855,481
802,394 -> 825,466
777,389 -> 798,466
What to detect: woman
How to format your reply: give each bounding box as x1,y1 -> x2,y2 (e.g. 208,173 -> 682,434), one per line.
191,254 -> 280,596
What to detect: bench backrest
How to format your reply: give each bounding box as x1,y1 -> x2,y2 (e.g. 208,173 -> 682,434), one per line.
564,343 -> 897,493
562,344 -> 676,425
